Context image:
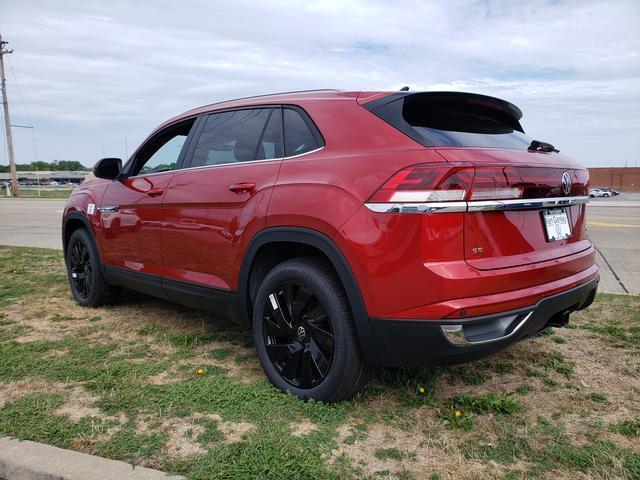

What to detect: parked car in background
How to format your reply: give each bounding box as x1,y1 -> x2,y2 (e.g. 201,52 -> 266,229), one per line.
589,188 -> 611,198
62,90 -> 598,402
597,187 -> 620,196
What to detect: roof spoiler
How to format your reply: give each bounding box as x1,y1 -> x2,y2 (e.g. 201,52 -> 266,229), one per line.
420,91 -> 521,119
361,91 -> 525,147
363,91 -> 523,122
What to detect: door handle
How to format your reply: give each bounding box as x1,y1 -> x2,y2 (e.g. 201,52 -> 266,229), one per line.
229,182 -> 256,194
147,188 -> 165,197
97,205 -> 118,213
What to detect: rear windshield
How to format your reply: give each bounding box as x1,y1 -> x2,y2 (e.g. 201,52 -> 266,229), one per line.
365,92 -> 532,149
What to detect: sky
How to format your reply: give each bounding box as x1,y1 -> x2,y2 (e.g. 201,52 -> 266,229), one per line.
1,0 -> 639,168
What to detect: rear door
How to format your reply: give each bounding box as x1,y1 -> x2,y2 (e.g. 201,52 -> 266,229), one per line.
162,107 -> 284,296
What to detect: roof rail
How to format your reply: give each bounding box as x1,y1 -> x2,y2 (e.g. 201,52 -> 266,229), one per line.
184,89 -> 342,115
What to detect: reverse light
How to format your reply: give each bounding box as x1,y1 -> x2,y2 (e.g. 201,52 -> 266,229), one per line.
469,187 -> 522,200
389,190 -> 466,202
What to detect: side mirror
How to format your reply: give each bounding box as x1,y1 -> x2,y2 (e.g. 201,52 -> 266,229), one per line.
94,158 -> 123,180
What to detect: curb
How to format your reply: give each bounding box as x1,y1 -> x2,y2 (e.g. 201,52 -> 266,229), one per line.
0,437 -> 185,480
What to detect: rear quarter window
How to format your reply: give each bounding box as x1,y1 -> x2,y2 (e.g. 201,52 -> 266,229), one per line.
283,107 -> 323,157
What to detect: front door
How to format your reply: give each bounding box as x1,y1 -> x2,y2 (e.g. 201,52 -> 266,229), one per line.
97,118 -> 197,294
162,107 -> 284,298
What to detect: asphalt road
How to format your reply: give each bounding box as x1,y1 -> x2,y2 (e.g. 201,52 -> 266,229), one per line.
0,197 -> 638,294
0,198 -> 64,250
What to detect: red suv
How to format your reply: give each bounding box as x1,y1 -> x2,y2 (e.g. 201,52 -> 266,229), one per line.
63,90 -> 598,402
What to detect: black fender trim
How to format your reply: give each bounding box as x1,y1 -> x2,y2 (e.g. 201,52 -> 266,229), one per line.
238,227 -> 380,365
62,212 -> 108,279
62,212 -> 94,256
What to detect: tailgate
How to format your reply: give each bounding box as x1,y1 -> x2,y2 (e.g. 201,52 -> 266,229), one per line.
436,148 -> 591,270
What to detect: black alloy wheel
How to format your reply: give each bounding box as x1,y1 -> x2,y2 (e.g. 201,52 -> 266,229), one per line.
262,282 -> 335,388
65,228 -> 119,307
252,257 -> 369,402
69,238 -> 93,300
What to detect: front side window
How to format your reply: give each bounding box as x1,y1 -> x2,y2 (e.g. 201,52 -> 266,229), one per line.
131,119 -> 195,176
283,108 -> 322,157
190,108 -> 283,167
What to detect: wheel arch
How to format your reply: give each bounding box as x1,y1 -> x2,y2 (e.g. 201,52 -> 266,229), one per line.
62,212 -> 105,272
238,227 -> 379,364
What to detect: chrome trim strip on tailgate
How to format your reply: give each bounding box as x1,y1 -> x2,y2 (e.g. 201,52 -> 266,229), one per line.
364,202 -> 467,214
365,196 -> 589,214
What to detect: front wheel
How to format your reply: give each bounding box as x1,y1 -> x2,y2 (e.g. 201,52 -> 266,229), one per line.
252,258 -> 369,402
66,228 -> 119,307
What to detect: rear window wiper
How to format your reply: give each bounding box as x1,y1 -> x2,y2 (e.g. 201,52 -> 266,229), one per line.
528,140 -> 559,153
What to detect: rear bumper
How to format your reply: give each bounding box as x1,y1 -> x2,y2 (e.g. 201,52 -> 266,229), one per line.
369,275 -> 598,367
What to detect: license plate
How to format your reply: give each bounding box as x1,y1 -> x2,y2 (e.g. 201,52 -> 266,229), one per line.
542,208 -> 571,241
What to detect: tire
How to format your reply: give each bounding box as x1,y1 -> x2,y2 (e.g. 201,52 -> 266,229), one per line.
252,257 -> 369,402
65,228 -> 119,307
603,193 -> 610,197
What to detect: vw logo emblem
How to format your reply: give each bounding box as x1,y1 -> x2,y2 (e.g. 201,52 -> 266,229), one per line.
296,326 -> 306,342
561,171 -> 571,195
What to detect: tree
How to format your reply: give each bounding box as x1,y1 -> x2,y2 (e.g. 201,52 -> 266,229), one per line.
52,160 -> 88,171
0,160 -> 89,172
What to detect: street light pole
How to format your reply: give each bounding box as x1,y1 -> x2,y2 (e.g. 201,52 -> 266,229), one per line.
0,35 -> 18,197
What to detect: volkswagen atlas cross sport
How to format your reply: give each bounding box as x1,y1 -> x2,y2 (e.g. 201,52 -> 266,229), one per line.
62,90 -> 599,402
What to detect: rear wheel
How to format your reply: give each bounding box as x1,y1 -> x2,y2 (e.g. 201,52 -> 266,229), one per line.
252,258 -> 369,402
65,228 -> 119,307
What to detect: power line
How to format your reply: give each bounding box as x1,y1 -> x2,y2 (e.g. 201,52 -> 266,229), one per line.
7,53 -> 39,167
7,55 -> 34,128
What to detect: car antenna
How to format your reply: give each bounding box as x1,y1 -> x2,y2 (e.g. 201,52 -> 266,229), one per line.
399,86 -> 410,91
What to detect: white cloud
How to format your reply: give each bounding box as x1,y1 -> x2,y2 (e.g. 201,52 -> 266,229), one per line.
1,0 -> 639,166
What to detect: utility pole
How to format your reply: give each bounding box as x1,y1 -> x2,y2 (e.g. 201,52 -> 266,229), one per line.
0,35 -> 18,197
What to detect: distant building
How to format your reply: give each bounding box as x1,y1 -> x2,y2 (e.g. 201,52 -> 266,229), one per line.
0,171 -> 91,186
589,167 -> 640,192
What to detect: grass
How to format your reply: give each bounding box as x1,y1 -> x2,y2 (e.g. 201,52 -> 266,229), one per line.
0,245 -> 639,479
609,418 -> 640,438
1,188 -> 73,198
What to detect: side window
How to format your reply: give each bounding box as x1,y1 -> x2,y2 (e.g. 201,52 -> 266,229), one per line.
132,119 -> 195,176
283,108 -> 322,157
190,108 -> 283,167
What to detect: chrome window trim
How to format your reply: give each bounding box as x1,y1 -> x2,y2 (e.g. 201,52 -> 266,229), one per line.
365,196 -> 589,214
126,146 -> 325,179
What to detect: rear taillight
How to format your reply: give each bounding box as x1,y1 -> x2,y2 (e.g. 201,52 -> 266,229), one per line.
368,164 -> 589,205
368,165 -> 473,203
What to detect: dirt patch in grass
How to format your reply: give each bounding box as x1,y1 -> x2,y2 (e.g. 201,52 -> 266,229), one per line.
135,412 -> 256,460
332,421 -> 507,479
290,420 -> 318,437
195,413 -> 256,443
0,378 -> 121,423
